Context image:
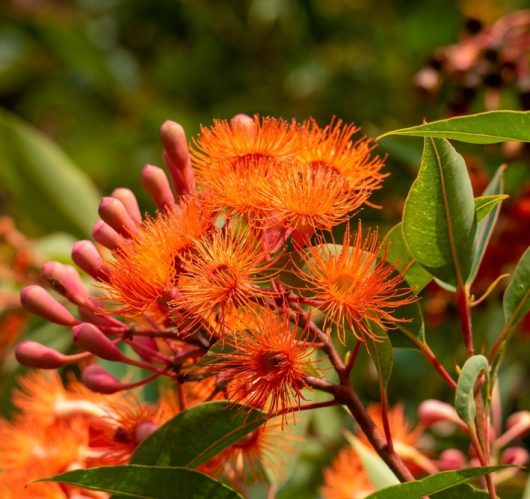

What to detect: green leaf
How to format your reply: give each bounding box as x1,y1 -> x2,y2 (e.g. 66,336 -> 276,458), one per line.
503,247 -> 530,329
431,483 -> 492,498
345,433 -> 399,490
390,301 -> 426,350
382,224 -> 432,293
378,110 -> 530,143
0,108 -> 100,237
403,137 -> 476,287
131,401 -> 266,467
454,355 -> 489,427
468,167 -> 507,285
364,465 -> 510,499
42,465 -> 242,499
365,328 -> 393,387
474,195 -> 507,223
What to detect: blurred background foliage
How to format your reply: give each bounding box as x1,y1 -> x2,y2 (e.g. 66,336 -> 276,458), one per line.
1,0 -> 530,497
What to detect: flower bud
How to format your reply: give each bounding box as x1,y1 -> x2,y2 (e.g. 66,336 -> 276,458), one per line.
437,449 -> 466,470
141,164 -> 175,209
93,220 -> 126,250
418,399 -> 464,428
111,187 -> 142,225
72,323 -> 123,361
78,307 -> 125,329
15,340 -> 68,369
160,120 -> 195,196
135,421 -> 159,443
98,196 -> 138,238
41,261 -> 91,308
72,240 -> 110,282
506,411 -> 530,430
20,285 -> 77,326
128,335 -> 159,363
82,364 -> 123,394
502,446 -> 529,466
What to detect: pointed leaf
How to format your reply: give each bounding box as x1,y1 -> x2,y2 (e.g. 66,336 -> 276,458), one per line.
403,137 -> 476,287
382,223 -> 432,293
454,355 -> 489,427
345,433 -> 400,489
431,483 -> 493,498
503,247 -> 530,329
0,108 -> 100,237
379,110 -> 530,143
365,466 -> 511,499
131,401 -> 266,467
365,328 -> 393,387
468,167 -> 507,285
42,465 -> 241,499
390,301 -> 426,350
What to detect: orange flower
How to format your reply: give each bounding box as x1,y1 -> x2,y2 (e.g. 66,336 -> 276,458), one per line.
200,418 -> 294,483
258,161 -> 369,234
174,226 -> 278,334
209,308 -> 314,419
105,196 -> 212,316
192,115 -> 299,173
320,446 -> 374,499
296,224 -> 416,342
299,118 -> 387,193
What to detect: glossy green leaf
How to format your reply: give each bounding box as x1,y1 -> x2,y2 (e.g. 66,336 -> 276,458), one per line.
345,433 -> 399,489
468,167 -> 506,285
474,195 -> 507,223
454,355 -> 489,427
382,223 -> 432,293
42,465 -> 241,499
503,247 -> 530,329
431,483 -> 492,498
131,401 -> 266,467
0,108 -> 100,237
403,137 -> 476,287
365,328 -> 393,387
365,465 -> 510,499
390,301 -> 426,350
379,110 -> 530,143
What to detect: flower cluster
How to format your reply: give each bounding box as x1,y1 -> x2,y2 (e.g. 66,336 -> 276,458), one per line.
11,114 -> 417,493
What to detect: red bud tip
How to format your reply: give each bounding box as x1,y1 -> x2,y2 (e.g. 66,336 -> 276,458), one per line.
418,399 -> 463,427
135,421 -> 159,443
72,240 -> 110,282
15,340 -> 68,369
502,446 -> 529,466
20,285 -> 78,325
93,220 -> 126,250
41,261 -> 91,308
111,187 -> 143,225
437,449 -> 466,470
73,323 -> 124,361
82,364 -> 123,394
127,335 -> 159,363
141,164 -> 176,209
98,196 -> 138,238
160,120 -> 195,196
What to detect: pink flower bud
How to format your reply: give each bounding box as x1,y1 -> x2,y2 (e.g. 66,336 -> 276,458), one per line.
72,240 -> 110,282
41,262 -> 91,308
127,335 -> 159,363
502,446 -> 529,466
98,196 -> 138,238
72,323 -> 123,361
506,411 -> 530,430
437,449 -> 466,470
82,364 -> 123,394
160,120 -> 195,196
93,220 -> 126,250
111,188 -> 142,225
20,285 -> 77,325
135,421 -> 159,443
15,340 -> 68,369
141,164 -> 175,209
418,399 -> 464,428
231,113 -> 255,130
